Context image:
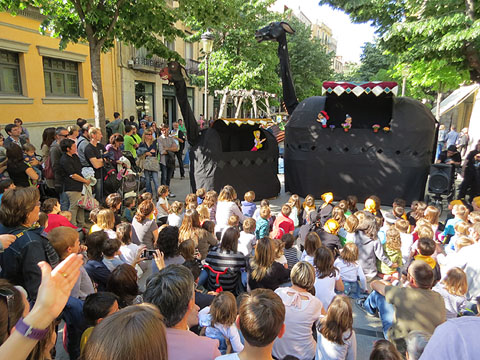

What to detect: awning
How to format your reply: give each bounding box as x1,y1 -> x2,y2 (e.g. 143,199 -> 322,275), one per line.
219,118 -> 273,126
431,84 -> 480,117
322,81 -> 398,97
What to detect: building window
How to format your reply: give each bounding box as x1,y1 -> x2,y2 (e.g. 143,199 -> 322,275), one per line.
43,57 -> 79,96
135,81 -> 155,121
165,40 -> 175,51
185,42 -> 194,60
187,87 -> 194,111
0,49 -> 22,95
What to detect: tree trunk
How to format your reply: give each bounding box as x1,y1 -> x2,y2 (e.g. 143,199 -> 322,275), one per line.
89,43 -> 107,140
436,90 -> 443,120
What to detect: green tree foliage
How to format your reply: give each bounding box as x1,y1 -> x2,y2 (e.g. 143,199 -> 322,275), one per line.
287,17 -> 334,100
319,0 -> 480,83
0,0 -> 228,132
357,42 -> 393,81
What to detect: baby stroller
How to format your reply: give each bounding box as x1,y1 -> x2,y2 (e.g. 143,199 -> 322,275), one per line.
117,156 -> 145,200
103,158 -> 122,196
122,151 -> 142,174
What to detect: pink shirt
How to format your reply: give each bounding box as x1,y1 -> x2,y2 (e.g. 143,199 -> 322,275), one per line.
166,328 -> 220,360
272,213 -> 295,239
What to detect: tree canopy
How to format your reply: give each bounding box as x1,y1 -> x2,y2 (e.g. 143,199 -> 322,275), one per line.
319,0 -> 480,83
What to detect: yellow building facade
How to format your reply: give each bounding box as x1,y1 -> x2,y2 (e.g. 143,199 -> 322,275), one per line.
0,8 -> 117,147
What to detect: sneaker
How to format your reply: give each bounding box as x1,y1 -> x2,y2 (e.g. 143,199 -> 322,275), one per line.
355,298 -> 377,318
168,193 -> 176,198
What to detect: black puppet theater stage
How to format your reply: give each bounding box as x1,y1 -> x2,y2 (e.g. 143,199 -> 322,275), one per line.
190,118 -> 281,200
284,81 -> 437,205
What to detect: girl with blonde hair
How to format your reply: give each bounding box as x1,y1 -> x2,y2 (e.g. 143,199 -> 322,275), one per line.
178,209 -> 217,259
433,267 -> 468,319
215,185 -> 245,233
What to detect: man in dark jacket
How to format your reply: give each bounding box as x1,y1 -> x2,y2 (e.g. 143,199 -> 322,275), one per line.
50,127 -> 70,210
170,121 -> 186,178
459,140 -> 480,200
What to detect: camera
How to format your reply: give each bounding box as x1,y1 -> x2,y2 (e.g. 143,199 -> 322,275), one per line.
142,249 -> 156,260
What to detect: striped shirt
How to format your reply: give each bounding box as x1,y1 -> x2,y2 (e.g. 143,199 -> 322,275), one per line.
205,247 -> 246,293
284,247 -> 299,270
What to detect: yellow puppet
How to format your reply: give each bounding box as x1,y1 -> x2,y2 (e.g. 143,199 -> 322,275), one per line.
251,130 -> 266,151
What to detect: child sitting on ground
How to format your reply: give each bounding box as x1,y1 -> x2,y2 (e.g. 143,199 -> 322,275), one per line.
80,292 -> 119,353
156,185 -> 170,224
59,210 -> 73,223
238,217 -> 256,256
282,233 -> 299,270
88,208 -> 101,234
433,267 -> 468,319
253,199 -> 269,221
303,194 -> 316,222
273,238 -> 288,269
179,239 -> 201,263
196,187 -> 206,205
255,206 -> 271,240
215,289 -> 284,360
316,295 -> 357,359
301,232 -> 322,266
48,226 -> 94,300
343,213 -> 359,244
377,228 -> 403,283
197,204 -> 210,224
106,193 -> 122,226
122,196 -> 136,223
102,237 -> 125,271
287,194 -> 302,227
198,291 -> 244,355
204,190 -> 218,222
395,218 -> 414,264
241,190 -> 257,217
334,242 -> 367,298
403,237 -> 441,285
167,201 -> 183,227
445,221 -> 470,254
271,204 -> 295,239
314,246 -> 344,308
117,222 -> 142,266
185,193 -> 197,209
442,204 -> 468,244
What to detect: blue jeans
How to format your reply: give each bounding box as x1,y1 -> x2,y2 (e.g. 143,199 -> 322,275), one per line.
363,290 -> 394,339
160,163 -> 174,186
343,281 -> 361,298
59,191 -> 70,211
144,170 -> 159,195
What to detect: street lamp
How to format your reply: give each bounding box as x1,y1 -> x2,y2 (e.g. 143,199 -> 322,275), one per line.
201,29 -> 214,122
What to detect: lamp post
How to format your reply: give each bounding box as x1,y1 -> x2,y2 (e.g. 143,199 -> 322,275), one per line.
201,30 -> 214,122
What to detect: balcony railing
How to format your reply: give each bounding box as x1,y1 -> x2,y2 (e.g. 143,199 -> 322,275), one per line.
185,59 -> 203,76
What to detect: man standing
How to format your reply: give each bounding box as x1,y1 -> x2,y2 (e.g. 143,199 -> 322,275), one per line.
445,125 -> 459,148
77,123 -> 92,167
357,260 -> 446,352
170,121 -> 185,179
51,127 -> 70,210
106,112 -> 125,136
84,127 -> 104,201
144,264 -> 221,360
4,123 -> 27,147
123,125 -> 138,159
59,139 -> 91,227
158,124 -> 178,196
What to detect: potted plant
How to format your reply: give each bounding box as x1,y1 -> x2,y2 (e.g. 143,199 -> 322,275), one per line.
372,124 -> 380,133
383,126 -> 391,133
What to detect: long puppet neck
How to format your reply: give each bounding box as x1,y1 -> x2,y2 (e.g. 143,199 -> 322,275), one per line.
278,33 -> 298,115
172,74 -> 200,146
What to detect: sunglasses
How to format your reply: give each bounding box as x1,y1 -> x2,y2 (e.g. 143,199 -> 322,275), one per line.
0,287 -> 15,334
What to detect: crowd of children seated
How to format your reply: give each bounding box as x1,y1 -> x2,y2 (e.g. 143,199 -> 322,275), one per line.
1,181 -> 480,360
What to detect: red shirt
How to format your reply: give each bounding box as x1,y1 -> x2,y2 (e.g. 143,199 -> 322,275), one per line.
272,213 -> 295,239
45,214 -> 77,233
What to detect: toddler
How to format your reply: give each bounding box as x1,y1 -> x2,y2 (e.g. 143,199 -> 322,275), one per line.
198,292 -> 244,355
271,204 -> 294,239
282,233 -> 299,270
238,217 -> 256,256
23,143 -> 42,179
167,201 -> 183,227
156,185 -> 170,224
241,190 -> 257,217
196,187 -> 206,205
59,210 -> 73,223
433,267 -> 467,319
301,232 -> 322,266
395,218 -> 413,264
287,194 -> 302,227
343,214 -> 358,244
204,190 -> 218,222
122,196 -> 136,223
334,243 -> 367,298
255,206 -> 271,240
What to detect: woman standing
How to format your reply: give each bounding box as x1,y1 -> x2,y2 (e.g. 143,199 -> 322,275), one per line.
105,134 -> 124,164
41,127 -> 56,188
6,144 -> 38,187
138,129 -> 159,196
273,262 -> 326,360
